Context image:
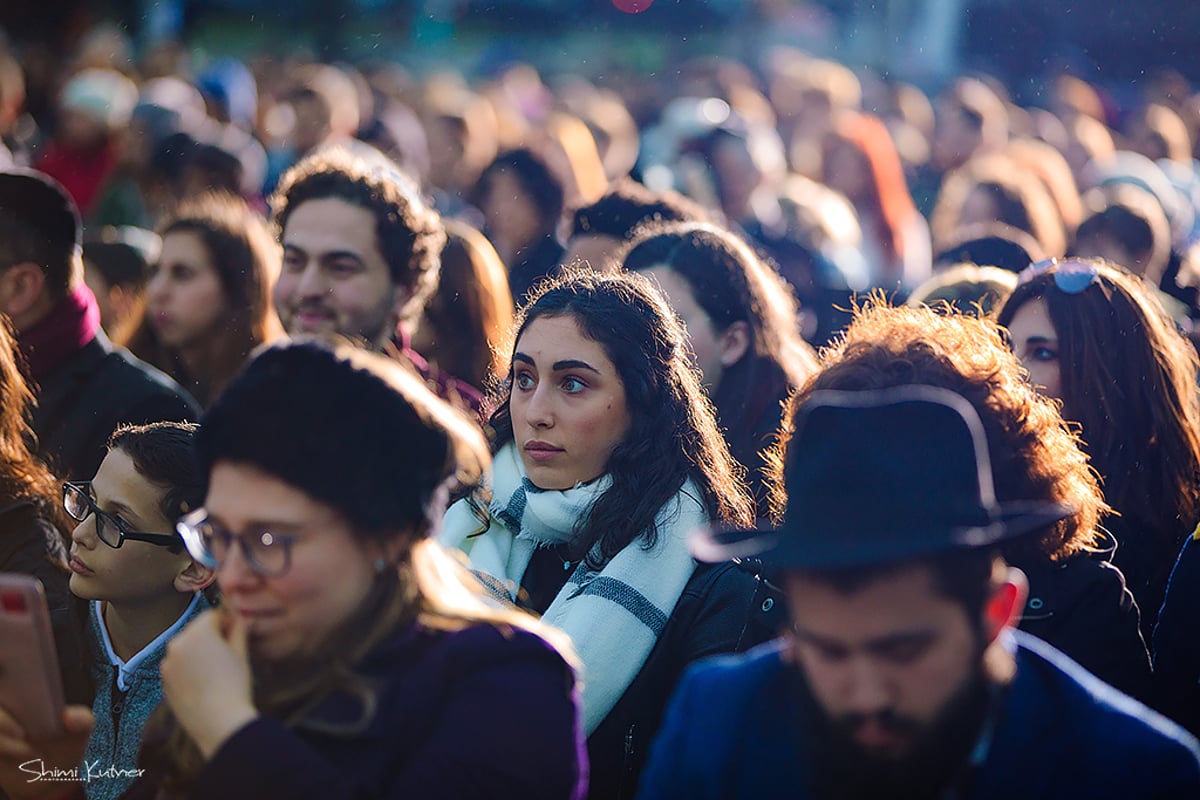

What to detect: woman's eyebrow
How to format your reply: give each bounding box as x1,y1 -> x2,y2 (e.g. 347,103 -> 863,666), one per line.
511,353 -> 601,374
552,359 -> 599,374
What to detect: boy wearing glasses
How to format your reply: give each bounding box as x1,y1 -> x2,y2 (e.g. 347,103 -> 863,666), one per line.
4,422 -> 215,800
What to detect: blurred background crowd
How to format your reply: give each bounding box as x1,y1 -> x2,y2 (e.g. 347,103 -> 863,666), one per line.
5,0 -> 1200,350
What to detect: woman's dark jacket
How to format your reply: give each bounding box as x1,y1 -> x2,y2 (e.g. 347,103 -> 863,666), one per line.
520,552 -> 784,800
1010,532 -> 1152,702
1153,532 -> 1200,735
1105,513 -> 1191,640
121,623 -> 586,800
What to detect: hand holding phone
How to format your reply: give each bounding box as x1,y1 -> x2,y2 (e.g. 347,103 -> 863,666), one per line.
0,574 -> 94,799
0,575 -> 65,741
0,704 -> 94,800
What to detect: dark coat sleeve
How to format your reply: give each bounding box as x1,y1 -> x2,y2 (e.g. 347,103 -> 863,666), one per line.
1016,552 -> 1152,702
189,629 -> 585,800
585,561 -> 777,800
1153,534 -> 1200,735
34,343 -> 199,481
634,668 -> 704,800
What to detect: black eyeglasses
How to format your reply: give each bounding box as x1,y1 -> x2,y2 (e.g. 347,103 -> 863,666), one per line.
176,508 -> 295,578
62,482 -> 180,549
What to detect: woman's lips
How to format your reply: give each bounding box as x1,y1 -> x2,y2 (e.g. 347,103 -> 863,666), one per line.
524,442 -> 564,462
69,556 -> 95,577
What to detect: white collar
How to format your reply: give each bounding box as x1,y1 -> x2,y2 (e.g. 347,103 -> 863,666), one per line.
93,593 -> 203,692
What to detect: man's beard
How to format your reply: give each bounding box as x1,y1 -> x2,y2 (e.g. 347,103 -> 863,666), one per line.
798,657 -> 998,800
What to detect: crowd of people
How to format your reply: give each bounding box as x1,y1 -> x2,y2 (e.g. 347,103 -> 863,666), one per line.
1,16 -> 1200,799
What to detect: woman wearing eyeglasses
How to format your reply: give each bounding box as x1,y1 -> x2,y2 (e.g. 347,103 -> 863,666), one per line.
0,421 -> 214,800
1,343 -> 585,800
997,257 -> 1200,637
143,341 -> 579,800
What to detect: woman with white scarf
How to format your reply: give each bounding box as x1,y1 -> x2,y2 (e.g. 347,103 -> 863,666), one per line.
439,267 -> 775,800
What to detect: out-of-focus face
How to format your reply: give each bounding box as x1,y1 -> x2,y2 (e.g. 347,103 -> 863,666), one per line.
563,232 -> 623,272
83,261 -> 115,329
712,137 -> 761,222
1072,232 -> 1143,277
956,185 -> 1000,230
289,94 -> 331,156
823,139 -> 871,206
784,563 -> 985,761
276,197 -> 402,347
480,169 -> 543,262
1004,296 -> 1063,401
56,108 -> 108,150
205,460 -> 386,663
427,116 -> 468,191
146,230 -> 227,350
68,449 -> 191,604
509,314 -> 631,490
641,266 -> 728,388
932,103 -> 979,172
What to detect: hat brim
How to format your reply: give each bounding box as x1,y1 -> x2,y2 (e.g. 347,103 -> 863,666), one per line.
690,501 -> 1075,570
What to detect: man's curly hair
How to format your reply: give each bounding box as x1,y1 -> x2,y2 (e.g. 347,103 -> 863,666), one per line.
767,298 -> 1106,562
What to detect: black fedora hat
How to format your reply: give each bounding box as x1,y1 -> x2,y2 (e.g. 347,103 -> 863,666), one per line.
691,385 -> 1074,570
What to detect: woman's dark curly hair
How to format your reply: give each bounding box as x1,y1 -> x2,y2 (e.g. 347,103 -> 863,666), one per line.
769,298 -> 1105,563
488,267 -> 755,568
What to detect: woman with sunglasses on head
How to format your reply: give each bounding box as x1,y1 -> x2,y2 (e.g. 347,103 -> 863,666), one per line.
997,257 -> 1200,638
439,268 -> 776,799
0,421 -> 215,800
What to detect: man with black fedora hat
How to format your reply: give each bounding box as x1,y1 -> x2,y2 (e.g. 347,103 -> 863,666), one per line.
0,167 -> 197,480
637,384 -> 1200,800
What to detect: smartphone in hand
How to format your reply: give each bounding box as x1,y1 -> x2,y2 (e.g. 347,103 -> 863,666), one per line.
0,574 -> 65,740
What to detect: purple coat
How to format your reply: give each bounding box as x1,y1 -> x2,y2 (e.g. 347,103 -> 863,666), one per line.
123,622 -> 586,800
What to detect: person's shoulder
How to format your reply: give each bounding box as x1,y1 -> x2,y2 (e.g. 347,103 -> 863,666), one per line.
1014,631 -> 1200,762
427,622 -> 575,678
98,342 -> 200,414
681,638 -> 790,697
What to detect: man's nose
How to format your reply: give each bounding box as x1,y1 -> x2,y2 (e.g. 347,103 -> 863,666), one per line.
293,261 -> 327,299
842,657 -> 893,717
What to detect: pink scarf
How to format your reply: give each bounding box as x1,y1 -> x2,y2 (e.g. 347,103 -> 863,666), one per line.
19,283 -> 101,379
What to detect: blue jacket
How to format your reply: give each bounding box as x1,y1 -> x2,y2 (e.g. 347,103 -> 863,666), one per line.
637,631 -> 1200,799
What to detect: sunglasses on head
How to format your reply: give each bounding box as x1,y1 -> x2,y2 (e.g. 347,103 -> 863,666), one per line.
1016,258 -> 1101,295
